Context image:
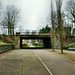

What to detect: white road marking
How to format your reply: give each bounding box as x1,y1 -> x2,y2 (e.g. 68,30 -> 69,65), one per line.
33,51 -> 53,75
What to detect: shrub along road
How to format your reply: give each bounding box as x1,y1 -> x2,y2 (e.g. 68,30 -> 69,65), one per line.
0,49 -> 75,75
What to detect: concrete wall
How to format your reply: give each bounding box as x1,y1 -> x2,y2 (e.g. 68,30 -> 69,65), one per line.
14,37 -> 20,49
0,45 -> 13,53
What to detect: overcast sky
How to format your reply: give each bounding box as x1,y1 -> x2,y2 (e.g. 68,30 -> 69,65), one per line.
2,0 -> 51,31
2,0 -> 68,31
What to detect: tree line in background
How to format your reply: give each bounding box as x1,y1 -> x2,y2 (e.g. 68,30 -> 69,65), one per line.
40,25 -> 75,36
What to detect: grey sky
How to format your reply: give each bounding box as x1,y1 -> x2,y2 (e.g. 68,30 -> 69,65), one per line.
2,0 -> 68,31
2,0 -> 51,31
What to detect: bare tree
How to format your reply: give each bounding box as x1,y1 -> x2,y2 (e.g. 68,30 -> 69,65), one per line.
65,0 -> 75,35
56,0 -> 64,54
46,0 -> 58,51
65,0 -> 75,23
1,5 -> 20,36
51,0 -> 57,51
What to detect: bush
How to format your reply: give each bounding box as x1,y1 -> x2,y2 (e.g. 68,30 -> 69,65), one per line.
69,38 -> 75,43
63,43 -> 75,50
69,43 -> 75,47
63,45 -> 69,50
63,38 -> 75,49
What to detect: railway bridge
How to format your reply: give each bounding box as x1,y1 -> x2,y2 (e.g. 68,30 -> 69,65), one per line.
16,31 -> 52,49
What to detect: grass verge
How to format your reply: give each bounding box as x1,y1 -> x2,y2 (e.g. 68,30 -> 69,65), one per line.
47,49 -> 75,61
34,45 -> 43,47
0,41 -> 6,45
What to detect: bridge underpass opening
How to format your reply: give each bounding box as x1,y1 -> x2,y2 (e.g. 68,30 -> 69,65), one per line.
20,37 -> 52,49
21,39 -> 44,48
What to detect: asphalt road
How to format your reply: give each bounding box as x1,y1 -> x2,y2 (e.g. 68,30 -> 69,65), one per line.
0,49 -> 75,75
33,50 -> 75,75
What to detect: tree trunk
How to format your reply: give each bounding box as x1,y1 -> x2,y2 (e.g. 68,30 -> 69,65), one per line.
57,9 -> 64,54
51,0 -> 55,52
59,31 -> 63,54
51,30 -> 55,51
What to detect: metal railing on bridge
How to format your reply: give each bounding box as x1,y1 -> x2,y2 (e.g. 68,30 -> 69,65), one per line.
16,30 -> 50,36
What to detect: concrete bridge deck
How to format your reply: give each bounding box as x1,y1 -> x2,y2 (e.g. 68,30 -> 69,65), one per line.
16,32 -> 50,38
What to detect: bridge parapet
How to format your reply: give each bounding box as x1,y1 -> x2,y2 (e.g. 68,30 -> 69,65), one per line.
16,32 -> 50,36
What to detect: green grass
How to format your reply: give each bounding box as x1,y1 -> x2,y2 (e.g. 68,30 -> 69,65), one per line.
34,45 -> 43,47
22,45 -> 43,48
26,45 -> 30,47
22,45 -> 30,48
0,41 -> 7,45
